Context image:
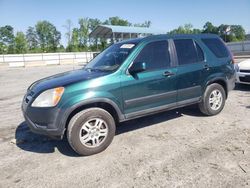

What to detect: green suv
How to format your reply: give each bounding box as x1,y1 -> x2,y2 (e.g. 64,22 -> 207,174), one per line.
22,34 -> 235,156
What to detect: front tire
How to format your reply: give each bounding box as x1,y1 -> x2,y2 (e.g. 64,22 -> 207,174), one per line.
199,83 -> 226,116
67,108 -> 116,156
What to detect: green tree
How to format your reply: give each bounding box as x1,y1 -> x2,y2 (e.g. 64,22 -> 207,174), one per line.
103,17 -> 131,26
14,31 -> 28,53
183,24 -> 194,34
88,18 -> 102,31
88,18 -> 102,50
57,45 -> 65,52
192,28 -> 202,34
66,18 -> 100,52
218,24 -> 233,42
0,43 -> 7,54
35,20 -> 61,52
134,21 -> 151,28
169,24 -> 200,34
217,24 -> 246,42
217,24 -> 229,35
202,22 -> 218,34
71,28 -> 80,51
26,26 -> 39,52
0,25 -> 15,54
78,18 -> 90,50
229,25 -> 245,41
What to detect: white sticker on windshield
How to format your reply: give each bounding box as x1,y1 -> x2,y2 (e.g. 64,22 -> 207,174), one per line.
120,44 -> 135,49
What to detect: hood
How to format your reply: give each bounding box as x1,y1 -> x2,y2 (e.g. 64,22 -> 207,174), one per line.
29,68 -> 109,94
238,59 -> 250,69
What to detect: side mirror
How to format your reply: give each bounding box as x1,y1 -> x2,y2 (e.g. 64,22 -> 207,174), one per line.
129,62 -> 146,74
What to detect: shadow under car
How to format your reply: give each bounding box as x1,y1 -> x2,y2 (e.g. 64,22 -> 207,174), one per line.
16,105 -> 203,156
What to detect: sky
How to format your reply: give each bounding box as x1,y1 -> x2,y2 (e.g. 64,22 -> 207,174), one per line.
0,0 -> 250,45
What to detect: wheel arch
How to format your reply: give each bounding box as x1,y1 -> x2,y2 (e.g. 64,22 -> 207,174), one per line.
63,98 -> 125,131
205,77 -> 228,98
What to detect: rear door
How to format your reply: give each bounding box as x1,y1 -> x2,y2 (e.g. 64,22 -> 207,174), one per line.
173,38 -> 209,103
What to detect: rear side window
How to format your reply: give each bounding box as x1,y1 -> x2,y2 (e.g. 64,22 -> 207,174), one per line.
134,40 -> 170,71
174,39 -> 204,65
201,38 -> 229,58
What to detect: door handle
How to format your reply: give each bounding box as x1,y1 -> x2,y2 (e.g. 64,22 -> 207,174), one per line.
204,64 -> 210,71
163,71 -> 175,77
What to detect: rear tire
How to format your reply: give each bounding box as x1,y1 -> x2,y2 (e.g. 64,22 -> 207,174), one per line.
67,108 -> 116,156
199,83 -> 226,116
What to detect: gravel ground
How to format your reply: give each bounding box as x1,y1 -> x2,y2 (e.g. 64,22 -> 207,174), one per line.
0,65 -> 250,188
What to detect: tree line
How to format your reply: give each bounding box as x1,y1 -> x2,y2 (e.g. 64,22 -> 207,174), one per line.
0,17 -> 151,54
0,17 -> 247,54
168,22 -> 246,42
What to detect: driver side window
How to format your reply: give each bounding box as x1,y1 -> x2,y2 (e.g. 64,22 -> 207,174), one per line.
134,40 -> 170,71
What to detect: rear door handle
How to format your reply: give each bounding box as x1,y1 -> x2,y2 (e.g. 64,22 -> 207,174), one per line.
163,71 -> 175,77
204,64 -> 210,71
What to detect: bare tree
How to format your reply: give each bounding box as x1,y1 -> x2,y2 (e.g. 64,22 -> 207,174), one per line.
63,19 -> 73,48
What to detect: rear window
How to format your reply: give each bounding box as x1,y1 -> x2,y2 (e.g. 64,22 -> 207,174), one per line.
201,38 -> 229,58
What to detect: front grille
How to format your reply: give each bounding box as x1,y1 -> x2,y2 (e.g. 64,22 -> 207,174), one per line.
240,69 -> 250,73
239,76 -> 250,83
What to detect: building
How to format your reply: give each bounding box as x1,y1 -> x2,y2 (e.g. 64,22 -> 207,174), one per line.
89,25 -> 166,42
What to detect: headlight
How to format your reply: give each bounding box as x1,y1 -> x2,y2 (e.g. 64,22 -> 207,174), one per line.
32,87 -> 64,107
234,63 -> 240,72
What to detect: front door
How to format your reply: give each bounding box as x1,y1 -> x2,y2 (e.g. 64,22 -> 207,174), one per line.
121,40 -> 177,118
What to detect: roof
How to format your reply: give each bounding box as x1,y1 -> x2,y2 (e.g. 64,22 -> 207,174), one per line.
89,25 -> 166,39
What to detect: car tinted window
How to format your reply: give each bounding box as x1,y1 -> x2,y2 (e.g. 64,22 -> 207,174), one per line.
201,38 -> 229,58
195,42 -> 205,62
134,40 -> 170,70
174,39 -> 201,65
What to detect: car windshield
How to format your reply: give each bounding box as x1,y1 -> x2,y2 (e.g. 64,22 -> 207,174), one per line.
85,42 -> 138,72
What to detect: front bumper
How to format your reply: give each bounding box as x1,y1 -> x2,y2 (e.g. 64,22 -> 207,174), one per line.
21,92 -> 66,139
236,71 -> 250,85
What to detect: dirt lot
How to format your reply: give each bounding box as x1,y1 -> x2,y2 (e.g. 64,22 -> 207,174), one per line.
0,65 -> 250,188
